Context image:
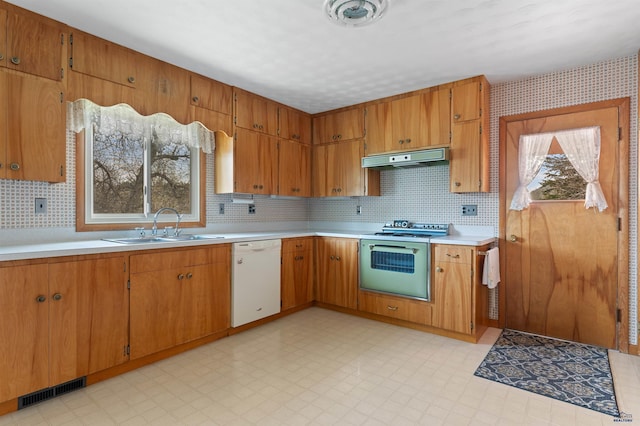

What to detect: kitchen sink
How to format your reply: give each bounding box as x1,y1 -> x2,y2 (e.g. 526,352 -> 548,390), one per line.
103,234 -> 225,244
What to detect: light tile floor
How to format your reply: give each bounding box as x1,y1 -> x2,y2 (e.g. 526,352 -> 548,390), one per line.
1,308 -> 639,425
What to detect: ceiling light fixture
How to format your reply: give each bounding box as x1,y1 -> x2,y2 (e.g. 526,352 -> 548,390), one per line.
324,0 -> 390,27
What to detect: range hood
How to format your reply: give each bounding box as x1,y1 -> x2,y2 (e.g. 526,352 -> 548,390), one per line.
361,147 -> 449,170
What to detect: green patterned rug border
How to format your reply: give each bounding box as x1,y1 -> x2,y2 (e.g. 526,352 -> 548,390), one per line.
474,329 -> 619,417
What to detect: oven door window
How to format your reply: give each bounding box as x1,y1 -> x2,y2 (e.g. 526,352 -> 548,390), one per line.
359,240 -> 430,301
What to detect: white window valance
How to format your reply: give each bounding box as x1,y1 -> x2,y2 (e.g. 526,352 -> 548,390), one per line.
510,126 -> 607,212
66,99 -> 216,154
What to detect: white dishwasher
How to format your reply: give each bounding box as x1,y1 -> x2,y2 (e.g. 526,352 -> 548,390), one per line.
232,239 -> 282,327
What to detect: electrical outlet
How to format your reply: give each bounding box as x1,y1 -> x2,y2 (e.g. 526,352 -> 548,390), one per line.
35,198 -> 47,214
219,203 -> 225,214
462,204 -> 477,216
248,205 -> 256,214
356,205 -> 362,215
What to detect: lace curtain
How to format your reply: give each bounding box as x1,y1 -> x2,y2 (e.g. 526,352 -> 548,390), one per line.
66,99 -> 216,153
510,126 -> 607,212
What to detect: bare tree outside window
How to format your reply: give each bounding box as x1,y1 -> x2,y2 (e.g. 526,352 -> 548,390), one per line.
528,153 -> 586,201
92,129 -> 192,216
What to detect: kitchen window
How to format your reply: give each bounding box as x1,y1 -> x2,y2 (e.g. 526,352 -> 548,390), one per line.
68,99 -> 214,231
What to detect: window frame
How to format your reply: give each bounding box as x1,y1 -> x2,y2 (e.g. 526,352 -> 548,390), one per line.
75,128 -> 206,232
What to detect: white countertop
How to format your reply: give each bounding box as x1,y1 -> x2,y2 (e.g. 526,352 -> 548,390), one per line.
0,229 -> 496,262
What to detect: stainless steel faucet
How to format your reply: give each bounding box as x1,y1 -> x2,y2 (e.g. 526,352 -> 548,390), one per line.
151,207 -> 182,236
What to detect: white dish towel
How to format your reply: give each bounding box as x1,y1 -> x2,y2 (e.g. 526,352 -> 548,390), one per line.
481,247 -> 500,289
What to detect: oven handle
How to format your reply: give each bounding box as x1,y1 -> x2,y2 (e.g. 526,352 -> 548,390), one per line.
368,244 -> 419,254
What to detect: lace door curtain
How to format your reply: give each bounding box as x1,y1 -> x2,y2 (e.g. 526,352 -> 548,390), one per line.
66,98 -> 216,153
509,126 -> 607,212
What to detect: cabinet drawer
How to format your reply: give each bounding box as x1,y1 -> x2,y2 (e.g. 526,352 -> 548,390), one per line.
130,245 -> 230,273
434,245 -> 472,264
282,237 -> 314,253
359,291 -> 431,325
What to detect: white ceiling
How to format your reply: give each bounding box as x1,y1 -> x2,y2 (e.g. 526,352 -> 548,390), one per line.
6,0 -> 640,114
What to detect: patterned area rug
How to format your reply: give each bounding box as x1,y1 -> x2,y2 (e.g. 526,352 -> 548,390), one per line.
474,329 -> 619,417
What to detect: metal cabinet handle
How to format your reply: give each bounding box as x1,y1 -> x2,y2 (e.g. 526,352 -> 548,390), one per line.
0,54 -> 4,61
454,113 -> 461,120
330,255 -> 335,260
509,234 -> 518,243
399,139 -> 404,144
10,162 -> 20,171
52,293 -> 62,301
36,295 -> 46,303
335,256 -> 341,261
192,96 -> 199,103
186,272 -> 193,279
405,138 -> 411,143
387,305 -> 399,311
436,266 -> 443,273
446,253 -> 460,258
177,273 -> 185,280
10,56 -> 20,65
454,182 -> 461,187
127,76 -> 136,84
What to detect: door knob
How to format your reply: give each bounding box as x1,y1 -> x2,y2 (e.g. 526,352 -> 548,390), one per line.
509,234 -> 517,243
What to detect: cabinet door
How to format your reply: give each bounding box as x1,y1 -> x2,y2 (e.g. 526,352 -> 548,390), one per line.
0,70 -> 6,179
68,71 -> 136,107
190,74 -> 232,114
235,89 -> 278,136
279,139 -> 310,196
48,256 -> 129,384
137,57 -> 190,123
452,81 -> 481,123
364,101 -> 391,155
311,144 -> 328,197
281,238 -> 314,310
450,120 -> 481,192
333,239 -> 359,310
0,8 -> 6,69
425,87 -> 451,146
327,140 -> 364,196
6,72 -> 65,182
7,10 -> 64,81
130,266 -> 184,359
312,108 -> 364,144
279,106 -> 311,144
193,106 -> 232,137
314,238 -> 333,304
70,31 -> 137,87
234,128 -> 278,194
432,246 -> 472,334
0,263 -> 49,402
391,94 -> 426,150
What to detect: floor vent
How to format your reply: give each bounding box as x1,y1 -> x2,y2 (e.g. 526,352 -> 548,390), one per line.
18,377 -> 86,409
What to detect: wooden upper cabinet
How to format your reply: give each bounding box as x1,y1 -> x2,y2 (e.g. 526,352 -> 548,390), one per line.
312,108 -> 364,144
279,139 -> 310,197
426,87 -> 452,146
0,9 -> 6,69
390,94 -> 427,151
3,71 -> 66,182
190,74 -> 232,115
364,101 -> 391,155
452,80 -> 481,123
279,106 -> 311,144
234,88 -> 278,136
193,107 -> 233,137
136,56 -> 190,123
69,30 -> 138,88
5,8 -> 65,81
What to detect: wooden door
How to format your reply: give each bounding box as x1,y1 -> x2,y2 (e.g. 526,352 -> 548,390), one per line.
315,238 -> 333,304
364,101 -> 391,155
503,102 -> 626,349
281,238 -> 314,310
234,89 -> 278,135
0,8 -> 6,69
452,81 -> 480,123
190,74 -> 232,114
327,140 -> 363,196
425,87 -> 451,147
279,139 -> 310,196
312,108 -> 363,144
193,106 -> 232,137
279,107 -> 311,144
0,263 -> 49,401
49,256 -> 129,384
432,245 -> 472,334
7,11 -> 64,81
450,120 -> 481,192
0,71 -> 6,179
312,144 -> 328,197
7,72 -> 65,182
137,57 -> 190,123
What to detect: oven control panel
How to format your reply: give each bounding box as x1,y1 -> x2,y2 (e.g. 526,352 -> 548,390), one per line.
391,220 -> 410,228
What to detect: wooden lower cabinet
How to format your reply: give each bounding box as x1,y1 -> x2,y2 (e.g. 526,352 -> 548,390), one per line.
129,245 -> 231,359
358,291 -> 432,325
431,244 -> 479,335
0,254 -> 128,403
281,237 -> 314,311
315,237 -> 358,310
